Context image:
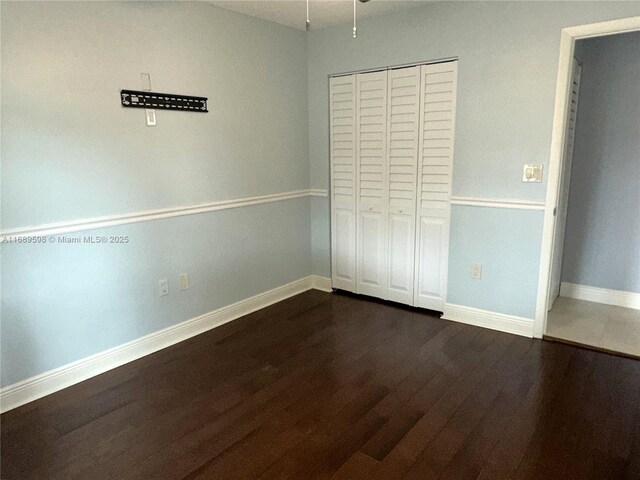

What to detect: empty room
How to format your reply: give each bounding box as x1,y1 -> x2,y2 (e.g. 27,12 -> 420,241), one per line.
1,2 -> 639,479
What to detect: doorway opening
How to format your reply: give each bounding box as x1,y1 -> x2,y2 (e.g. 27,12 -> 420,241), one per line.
537,18 -> 640,357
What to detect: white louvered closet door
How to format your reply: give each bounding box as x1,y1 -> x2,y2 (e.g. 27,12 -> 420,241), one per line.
385,66 -> 420,305
548,59 -> 582,308
414,61 -> 458,311
329,75 -> 357,292
356,70 -> 388,298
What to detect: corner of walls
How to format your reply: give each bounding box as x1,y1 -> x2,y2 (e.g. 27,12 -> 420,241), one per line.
310,194 -> 331,277
306,29 -> 331,279
1,1 -> 315,388
0,274 -> 333,413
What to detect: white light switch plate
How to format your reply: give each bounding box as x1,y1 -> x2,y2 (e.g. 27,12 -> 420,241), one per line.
145,109 -> 156,127
522,164 -> 543,182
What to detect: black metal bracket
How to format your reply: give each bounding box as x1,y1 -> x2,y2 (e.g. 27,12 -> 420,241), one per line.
120,90 -> 208,112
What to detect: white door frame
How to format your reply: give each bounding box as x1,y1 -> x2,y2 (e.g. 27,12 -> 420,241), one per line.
533,15 -> 640,338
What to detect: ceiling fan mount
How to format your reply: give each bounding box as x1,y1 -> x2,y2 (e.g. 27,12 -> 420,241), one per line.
305,0 -> 371,36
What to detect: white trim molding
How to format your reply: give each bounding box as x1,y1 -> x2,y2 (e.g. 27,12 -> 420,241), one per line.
443,303 -> 535,338
450,196 -> 545,211
0,275 -> 332,413
309,189 -> 329,197
535,15 -> 640,338
560,282 -> 640,311
0,189 -> 329,238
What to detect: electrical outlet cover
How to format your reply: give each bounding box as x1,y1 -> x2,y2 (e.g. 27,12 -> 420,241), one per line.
179,273 -> 190,291
159,279 -> 169,296
471,263 -> 482,280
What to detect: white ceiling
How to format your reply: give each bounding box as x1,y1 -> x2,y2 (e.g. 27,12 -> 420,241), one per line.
206,0 -> 425,31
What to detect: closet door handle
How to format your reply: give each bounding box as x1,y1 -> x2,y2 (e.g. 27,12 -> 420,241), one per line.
368,206 -> 373,211
398,209 -> 403,213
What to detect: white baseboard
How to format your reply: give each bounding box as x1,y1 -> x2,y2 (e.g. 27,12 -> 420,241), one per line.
442,303 -> 534,338
0,275 -> 332,413
560,282 -> 640,310
309,274 -> 333,292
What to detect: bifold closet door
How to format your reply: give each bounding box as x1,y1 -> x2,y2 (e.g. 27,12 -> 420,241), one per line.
385,66 -> 421,305
414,61 -> 458,311
356,70 -> 388,298
330,61 -> 457,309
329,75 -> 357,292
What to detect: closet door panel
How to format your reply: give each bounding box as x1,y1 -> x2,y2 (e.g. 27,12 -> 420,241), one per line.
332,208 -> 356,284
386,66 -> 420,304
416,213 -> 449,308
330,75 -> 357,291
414,61 -> 458,311
356,70 -> 388,298
358,210 -> 386,294
387,212 -> 415,303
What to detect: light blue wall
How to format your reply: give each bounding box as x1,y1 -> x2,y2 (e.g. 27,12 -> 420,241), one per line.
562,32 -> 640,293
1,1 -> 311,386
307,2 -> 640,314
310,197 -> 330,275
1,201 -> 311,386
1,1 -> 309,229
448,206 -> 543,318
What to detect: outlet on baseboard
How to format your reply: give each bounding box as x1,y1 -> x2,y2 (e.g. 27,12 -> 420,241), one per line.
471,263 -> 482,280
179,273 -> 190,291
159,279 -> 169,296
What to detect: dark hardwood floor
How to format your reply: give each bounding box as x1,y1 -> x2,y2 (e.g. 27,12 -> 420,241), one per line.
2,290 -> 639,479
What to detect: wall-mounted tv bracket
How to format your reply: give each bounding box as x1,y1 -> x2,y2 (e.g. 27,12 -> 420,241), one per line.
120,90 -> 208,112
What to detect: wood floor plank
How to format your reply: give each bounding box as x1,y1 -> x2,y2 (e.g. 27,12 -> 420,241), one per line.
401,336 -> 535,480
2,290 -> 639,480
365,329 -> 514,480
331,451 -> 379,479
475,342 -> 576,480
